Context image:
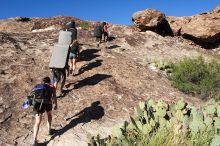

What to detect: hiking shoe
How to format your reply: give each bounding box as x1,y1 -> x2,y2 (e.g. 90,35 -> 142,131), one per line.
48,129 -> 53,135
32,140 -> 38,146
59,91 -> 65,97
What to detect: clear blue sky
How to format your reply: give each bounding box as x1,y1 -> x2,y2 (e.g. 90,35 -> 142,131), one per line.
0,0 -> 219,25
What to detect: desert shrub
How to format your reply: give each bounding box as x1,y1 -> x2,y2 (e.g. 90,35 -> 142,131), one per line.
170,57 -> 220,100
16,17 -> 31,22
153,60 -> 173,74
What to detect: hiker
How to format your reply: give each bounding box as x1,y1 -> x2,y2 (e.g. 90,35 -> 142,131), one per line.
51,64 -> 69,97
32,77 -> 57,146
103,22 -> 109,42
93,22 -> 102,47
65,21 -> 77,41
69,40 -> 80,75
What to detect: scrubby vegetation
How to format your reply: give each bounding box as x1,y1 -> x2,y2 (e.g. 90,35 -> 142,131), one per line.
88,99 -> 220,146
79,22 -> 91,29
170,57 -> 220,100
15,17 -> 31,22
153,60 -> 173,74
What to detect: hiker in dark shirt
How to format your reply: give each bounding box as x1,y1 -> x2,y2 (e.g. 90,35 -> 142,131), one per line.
32,77 -> 57,146
65,21 -> 77,41
69,40 -> 80,75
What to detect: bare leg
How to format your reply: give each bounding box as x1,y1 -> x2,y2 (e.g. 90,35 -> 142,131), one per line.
46,111 -> 52,133
61,73 -> 66,93
69,59 -> 73,72
33,113 -> 42,142
72,59 -> 76,74
53,81 -> 58,92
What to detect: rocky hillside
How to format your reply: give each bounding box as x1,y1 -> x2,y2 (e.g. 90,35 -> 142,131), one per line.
0,7 -> 220,146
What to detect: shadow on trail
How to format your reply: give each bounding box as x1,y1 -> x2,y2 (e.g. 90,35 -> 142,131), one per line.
80,48 -> 100,61
74,59 -> 103,76
39,101 -> 104,146
65,74 -> 112,90
74,74 -> 112,89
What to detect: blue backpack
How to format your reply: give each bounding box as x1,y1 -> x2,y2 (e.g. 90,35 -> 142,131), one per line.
27,84 -> 51,110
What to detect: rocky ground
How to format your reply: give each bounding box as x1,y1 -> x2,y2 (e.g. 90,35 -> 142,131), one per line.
0,17 -> 219,146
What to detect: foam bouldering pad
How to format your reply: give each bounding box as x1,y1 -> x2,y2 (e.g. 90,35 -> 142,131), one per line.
58,30 -> 72,45
49,44 -> 69,69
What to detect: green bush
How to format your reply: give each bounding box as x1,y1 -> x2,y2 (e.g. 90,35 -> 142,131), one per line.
170,57 -> 220,100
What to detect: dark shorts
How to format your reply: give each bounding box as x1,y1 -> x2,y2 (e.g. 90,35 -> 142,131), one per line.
104,32 -> 108,37
96,37 -> 101,42
34,103 -> 52,114
69,52 -> 77,59
52,69 -> 66,83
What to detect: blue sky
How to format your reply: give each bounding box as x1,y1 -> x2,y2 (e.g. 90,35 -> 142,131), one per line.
0,0 -> 219,25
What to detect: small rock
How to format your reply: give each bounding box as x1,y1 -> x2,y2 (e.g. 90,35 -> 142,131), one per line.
4,104 -> 10,109
0,97 -> 3,104
0,108 -> 4,114
0,70 -> 6,75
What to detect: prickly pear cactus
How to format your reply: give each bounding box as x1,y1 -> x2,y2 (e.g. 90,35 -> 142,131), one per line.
210,135 -> 220,146
205,105 -> 217,115
89,98 -> 220,146
175,98 -> 186,110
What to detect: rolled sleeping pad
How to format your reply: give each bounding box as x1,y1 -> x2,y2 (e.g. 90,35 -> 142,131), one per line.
66,21 -> 75,29
49,44 -> 69,69
93,25 -> 102,37
58,30 -> 72,45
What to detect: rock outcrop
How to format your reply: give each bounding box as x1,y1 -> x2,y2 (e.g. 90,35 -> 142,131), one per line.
181,6 -> 220,46
132,6 -> 220,47
166,16 -> 191,36
0,16 -> 82,33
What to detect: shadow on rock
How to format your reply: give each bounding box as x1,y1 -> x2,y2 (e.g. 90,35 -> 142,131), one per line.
74,74 -> 112,89
107,36 -> 116,41
40,101 -> 104,145
74,59 -> 103,76
107,44 -> 121,49
80,48 -> 100,61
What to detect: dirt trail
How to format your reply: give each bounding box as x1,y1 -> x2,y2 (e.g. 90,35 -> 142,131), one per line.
0,26 -> 218,146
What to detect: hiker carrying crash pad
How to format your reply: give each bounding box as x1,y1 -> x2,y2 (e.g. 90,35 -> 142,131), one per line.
49,44 -> 69,69
93,24 -> 102,37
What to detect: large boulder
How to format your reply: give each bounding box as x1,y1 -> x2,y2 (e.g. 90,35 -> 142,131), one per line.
132,9 -> 165,31
132,9 -> 173,36
181,6 -> 220,45
167,16 -> 191,36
